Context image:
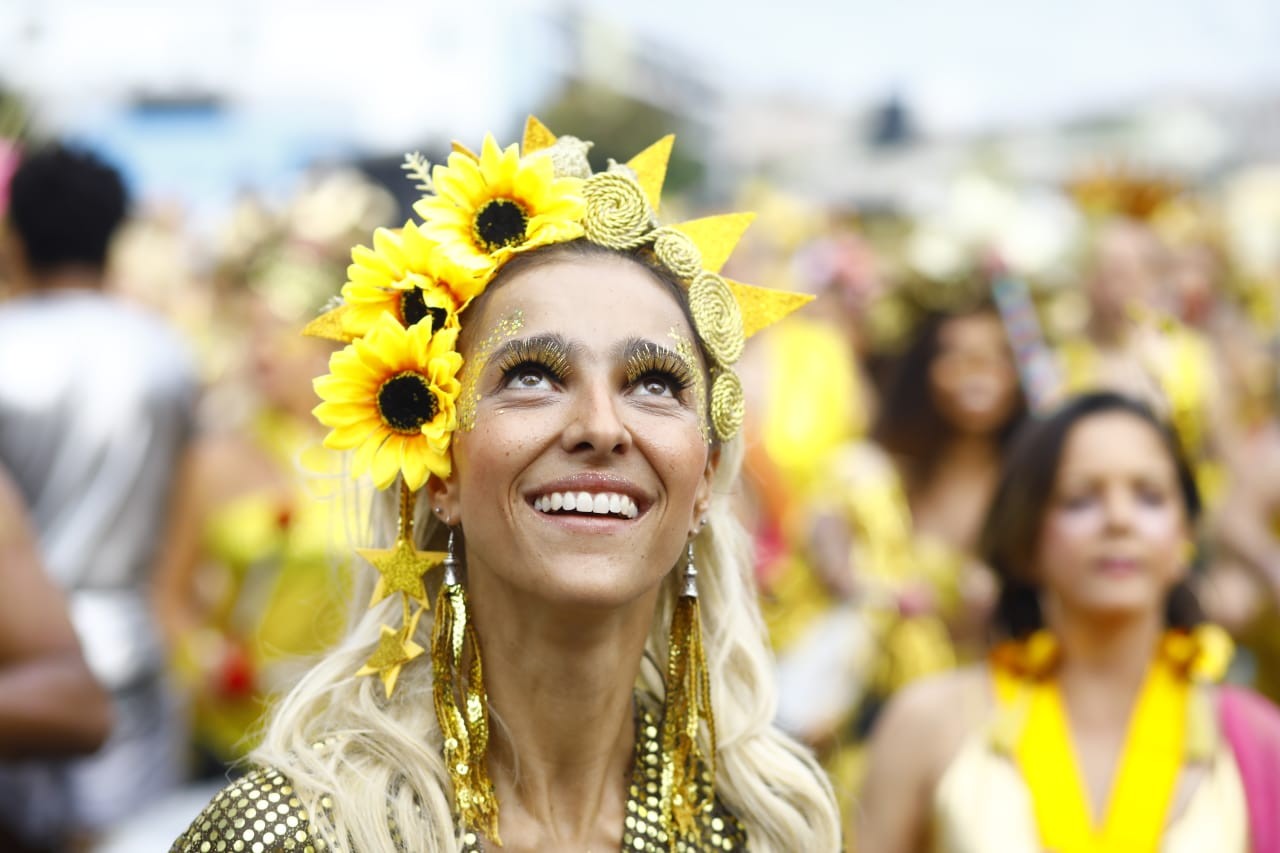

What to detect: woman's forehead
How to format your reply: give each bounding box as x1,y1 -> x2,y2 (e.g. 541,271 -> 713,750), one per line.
471,256 -> 693,348
1058,412 -> 1174,475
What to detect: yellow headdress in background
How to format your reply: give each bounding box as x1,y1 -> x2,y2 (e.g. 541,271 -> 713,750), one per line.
303,117 -> 810,844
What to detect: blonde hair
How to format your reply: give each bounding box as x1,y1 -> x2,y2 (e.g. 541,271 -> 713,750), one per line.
254,251 -> 840,851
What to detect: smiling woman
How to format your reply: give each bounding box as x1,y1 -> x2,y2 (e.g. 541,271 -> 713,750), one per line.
171,119 -> 840,852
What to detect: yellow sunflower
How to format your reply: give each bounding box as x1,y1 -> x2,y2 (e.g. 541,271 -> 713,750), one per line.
313,313 -> 463,490
340,220 -> 480,338
414,134 -> 585,278
341,270 -> 460,340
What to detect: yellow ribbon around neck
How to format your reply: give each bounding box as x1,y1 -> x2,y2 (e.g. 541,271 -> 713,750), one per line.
991,628 -> 1230,853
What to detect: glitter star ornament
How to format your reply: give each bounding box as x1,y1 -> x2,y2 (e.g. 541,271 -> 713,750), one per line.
358,537 -> 445,606
356,601 -> 425,698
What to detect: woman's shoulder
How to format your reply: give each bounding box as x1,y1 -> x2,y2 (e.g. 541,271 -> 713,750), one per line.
170,765 -> 325,853
870,665 -> 992,779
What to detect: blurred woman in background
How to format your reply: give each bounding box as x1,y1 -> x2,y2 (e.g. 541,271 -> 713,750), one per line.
858,392 -> 1280,853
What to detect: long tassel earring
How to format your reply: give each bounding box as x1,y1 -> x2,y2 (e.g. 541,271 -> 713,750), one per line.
431,528 -> 501,845
660,539 -> 716,841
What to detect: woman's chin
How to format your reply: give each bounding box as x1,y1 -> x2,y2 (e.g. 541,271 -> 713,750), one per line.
496,561 -> 665,613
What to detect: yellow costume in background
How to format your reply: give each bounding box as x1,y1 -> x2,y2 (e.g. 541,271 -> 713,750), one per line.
932,629 -> 1245,853
755,316 -> 866,650
768,441 -> 960,845
176,413 -> 352,763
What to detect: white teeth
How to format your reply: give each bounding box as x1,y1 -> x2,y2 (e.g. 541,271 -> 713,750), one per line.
533,491 -> 640,519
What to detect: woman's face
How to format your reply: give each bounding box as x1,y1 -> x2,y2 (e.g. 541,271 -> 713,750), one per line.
928,311 -> 1020,435
1033,411 -> 1190,625
434,253 -> 715,609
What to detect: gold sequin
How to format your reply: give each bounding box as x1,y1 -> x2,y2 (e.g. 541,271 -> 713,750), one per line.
172,698 -> 746,852
170,768 -> 318,853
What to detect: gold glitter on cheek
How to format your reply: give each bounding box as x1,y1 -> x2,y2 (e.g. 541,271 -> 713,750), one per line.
457,310 -> 524,432
668,327 -> 710,441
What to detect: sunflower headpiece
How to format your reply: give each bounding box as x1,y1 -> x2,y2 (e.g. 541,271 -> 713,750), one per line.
308,116 -> 811,492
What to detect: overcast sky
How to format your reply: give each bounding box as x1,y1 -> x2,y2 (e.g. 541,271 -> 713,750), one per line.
3,0 -> 1277,219
599,0 -> 1280,129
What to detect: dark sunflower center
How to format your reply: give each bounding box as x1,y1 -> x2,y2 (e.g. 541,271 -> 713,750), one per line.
473,198 -> 529,252
400,288 -> 448,332
377,372 -> 437,433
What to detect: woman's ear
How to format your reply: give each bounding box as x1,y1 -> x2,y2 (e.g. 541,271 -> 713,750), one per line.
424,472 -> 460,526
689,445 -> 721,537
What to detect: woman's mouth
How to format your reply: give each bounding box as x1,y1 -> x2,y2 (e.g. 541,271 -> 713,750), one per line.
1096,556 -> 1140,575
532,491 -> 639,520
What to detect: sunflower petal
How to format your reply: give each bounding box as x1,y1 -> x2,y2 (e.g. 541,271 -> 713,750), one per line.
370,434 -> 403,490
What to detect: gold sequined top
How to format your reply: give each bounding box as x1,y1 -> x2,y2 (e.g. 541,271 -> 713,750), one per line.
171,699 -> 747,852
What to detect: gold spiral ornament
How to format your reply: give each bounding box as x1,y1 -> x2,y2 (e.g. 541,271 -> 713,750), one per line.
710,369 -> 744,441
582,172 -> 654,250
651,227 -> 703,280
689,271 -> 745,367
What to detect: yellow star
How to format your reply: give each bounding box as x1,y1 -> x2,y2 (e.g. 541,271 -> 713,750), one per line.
357,537 -> 445,606
356,607 -> 425,697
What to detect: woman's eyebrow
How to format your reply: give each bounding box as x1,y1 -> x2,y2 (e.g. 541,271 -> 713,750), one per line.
612,336 -> 682,363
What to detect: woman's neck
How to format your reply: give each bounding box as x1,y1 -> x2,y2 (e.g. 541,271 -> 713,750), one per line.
469,577 -> 659,847
908,435 -> 1000,548
1051,609 -> 1165,724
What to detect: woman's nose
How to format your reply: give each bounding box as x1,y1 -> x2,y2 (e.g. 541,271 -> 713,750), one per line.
1102,487 -> 1136,530
561,378 -> 631,457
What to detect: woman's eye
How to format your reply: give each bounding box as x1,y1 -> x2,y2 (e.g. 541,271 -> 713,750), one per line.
634,373 -> 676,397
504,366 -> 553,390
1061,493 -> 1095,510
1136,485 -> 1169,506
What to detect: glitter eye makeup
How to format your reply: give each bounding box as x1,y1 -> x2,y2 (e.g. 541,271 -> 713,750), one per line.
493,334 -> 574,387
668,328 -> 710,440
622,339 -> 695,395
457,310 -> 523,431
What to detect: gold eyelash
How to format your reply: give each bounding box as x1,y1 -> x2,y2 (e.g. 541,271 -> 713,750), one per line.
495,337 -> 572,380
625,343 -> 695,390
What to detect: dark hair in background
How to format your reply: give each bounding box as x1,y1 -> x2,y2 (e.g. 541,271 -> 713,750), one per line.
871,301 -> 1027,488
7,143 -> 128,274
978,391 -> 1205,639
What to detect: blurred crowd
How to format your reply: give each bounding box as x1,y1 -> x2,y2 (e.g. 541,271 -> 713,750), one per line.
2,105 -> 1280,850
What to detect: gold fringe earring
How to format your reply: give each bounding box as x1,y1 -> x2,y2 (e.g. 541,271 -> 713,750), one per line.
660,539 -> 716,840
431,528 -> 501,845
